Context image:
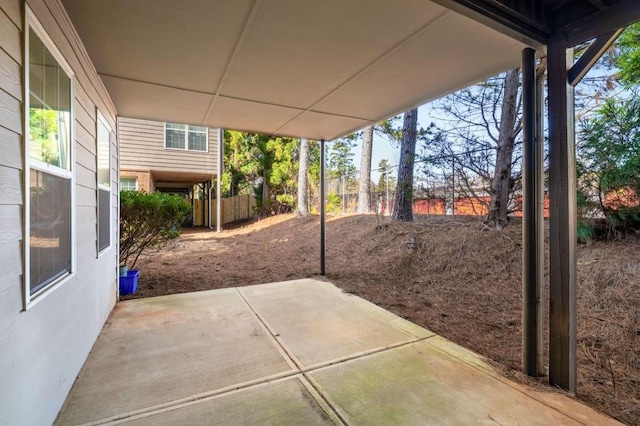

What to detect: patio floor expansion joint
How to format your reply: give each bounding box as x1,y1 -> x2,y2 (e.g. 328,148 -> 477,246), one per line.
78,286 -> 435,426
234,286 -> 434,426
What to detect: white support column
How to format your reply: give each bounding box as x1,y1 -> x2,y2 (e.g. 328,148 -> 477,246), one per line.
217,128 -> 223,233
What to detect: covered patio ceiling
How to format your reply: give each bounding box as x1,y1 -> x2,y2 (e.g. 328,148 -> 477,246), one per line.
61,0 -> 636,141
60,0 -> 637,141
60,0 -> 639,395
60,0 -> 534,141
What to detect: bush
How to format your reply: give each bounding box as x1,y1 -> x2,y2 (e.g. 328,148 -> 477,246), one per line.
120,191 -> 192,269
578,94 -> 640,238
326,192 -> 342,215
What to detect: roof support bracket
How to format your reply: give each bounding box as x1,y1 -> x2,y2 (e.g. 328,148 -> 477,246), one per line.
565,0 -> 640,46
568,29 -> 624,87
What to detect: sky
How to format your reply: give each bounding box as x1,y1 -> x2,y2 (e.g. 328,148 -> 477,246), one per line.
347,105 -> 435,182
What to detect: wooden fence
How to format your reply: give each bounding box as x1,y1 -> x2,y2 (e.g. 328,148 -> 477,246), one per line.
193,194 -> 256,227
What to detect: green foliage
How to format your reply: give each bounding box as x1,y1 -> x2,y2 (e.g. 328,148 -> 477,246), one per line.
577,220 -> 595,244
265,136 -> 298,212
328,138 -> 356,179
221,130 -> 262,197
29,107 -> 66,167
376,159 -> 395,193
579,94 -> 640,234
307,140 -> 321,187
220,131 -> 300,214
617,22 -> 640,86
326,192 -> 342,215
119,191 -> 192,269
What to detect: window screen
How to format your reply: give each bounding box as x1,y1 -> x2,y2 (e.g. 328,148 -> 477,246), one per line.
97,117 -> 111,253
28,27 -> 73,295
29,169 -> 71,294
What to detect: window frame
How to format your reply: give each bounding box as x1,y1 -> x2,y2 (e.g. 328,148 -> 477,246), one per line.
163,123 -> 209,152
23,6 -> 76,309
96,110 -> 112,256
120,177 -> 138,192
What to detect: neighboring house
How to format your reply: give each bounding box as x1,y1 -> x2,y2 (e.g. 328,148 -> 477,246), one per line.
118,117 -> 220,226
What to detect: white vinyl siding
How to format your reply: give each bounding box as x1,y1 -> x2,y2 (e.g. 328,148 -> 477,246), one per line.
0,2 -> 119,424
119,117 -> 218,174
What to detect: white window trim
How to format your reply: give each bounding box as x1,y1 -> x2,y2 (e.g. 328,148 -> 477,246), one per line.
163,123 -> 209,152
97,109 -> 112,256
23,6 -> 76,310
120,177 -> 138,191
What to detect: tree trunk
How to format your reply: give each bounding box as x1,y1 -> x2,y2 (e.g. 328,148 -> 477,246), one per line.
357,126 -> 374,213
487,68 -> 520,230
297,138 -> 309,216
393,109 -> 418,222
262,169 -> 270,208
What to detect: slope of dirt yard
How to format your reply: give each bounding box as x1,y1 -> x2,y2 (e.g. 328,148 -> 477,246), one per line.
125,213 -> 640,425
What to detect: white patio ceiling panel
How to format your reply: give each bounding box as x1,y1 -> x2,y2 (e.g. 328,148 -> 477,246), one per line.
61,0 -> 527,141
313,11 -> 525,121
101,76 -> 214,125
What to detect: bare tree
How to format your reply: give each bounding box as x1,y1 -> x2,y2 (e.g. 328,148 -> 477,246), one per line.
486,68 -> 520,229
393,109 -> 418,222
423,69 -> 522,228
357,126 -> 374,213
297,138 -> 309,216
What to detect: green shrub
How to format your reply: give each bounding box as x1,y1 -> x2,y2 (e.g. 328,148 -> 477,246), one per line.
326,192 -> 341,215
120,191 -> 192,269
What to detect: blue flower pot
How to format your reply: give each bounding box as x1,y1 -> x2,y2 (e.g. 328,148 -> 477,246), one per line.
119,269 -> 139,295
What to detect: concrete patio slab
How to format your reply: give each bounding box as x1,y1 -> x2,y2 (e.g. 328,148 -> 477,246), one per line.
239,279 -> 432,367
308,340 -> 608,425
56,288 -> 294,425
121,377 -> 336,426
56,279 -> 620,425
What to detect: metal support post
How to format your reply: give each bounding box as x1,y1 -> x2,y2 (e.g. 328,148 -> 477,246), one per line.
216,128 -> 223,232
522,47 -> 544,377
320,139 -> 326,276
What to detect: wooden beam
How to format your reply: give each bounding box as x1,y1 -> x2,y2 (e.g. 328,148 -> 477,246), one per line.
585,0 -> 609,9
564,0 -> 640,46
547,35 -> 578,393
430,0 -> 548,51
568,29 -> 624,86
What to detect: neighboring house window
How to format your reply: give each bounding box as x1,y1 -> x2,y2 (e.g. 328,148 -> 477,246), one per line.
25,9 -> 75,303
97,111 -> 111,254
120,177 -> 138,191
165,123 -> 208,152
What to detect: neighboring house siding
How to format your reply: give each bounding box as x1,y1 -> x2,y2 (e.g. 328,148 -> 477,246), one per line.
119,117 -> 218,175
0,1 -> 119,425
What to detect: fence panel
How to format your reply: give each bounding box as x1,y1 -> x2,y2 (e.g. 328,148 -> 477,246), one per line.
194,195 -> 256,227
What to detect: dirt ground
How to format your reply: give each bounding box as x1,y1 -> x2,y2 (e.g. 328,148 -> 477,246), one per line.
125,213 -> 640,425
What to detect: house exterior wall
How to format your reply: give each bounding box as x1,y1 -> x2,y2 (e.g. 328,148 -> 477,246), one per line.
0,1 -> 119,424
120,169 -> 154,192
119,116 -> 218,175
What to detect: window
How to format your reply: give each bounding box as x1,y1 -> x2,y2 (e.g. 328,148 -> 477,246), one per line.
164,123 -> 208,152
25,9 -> 75,303
97,111 -> 111,253
120,177 -> 138,191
